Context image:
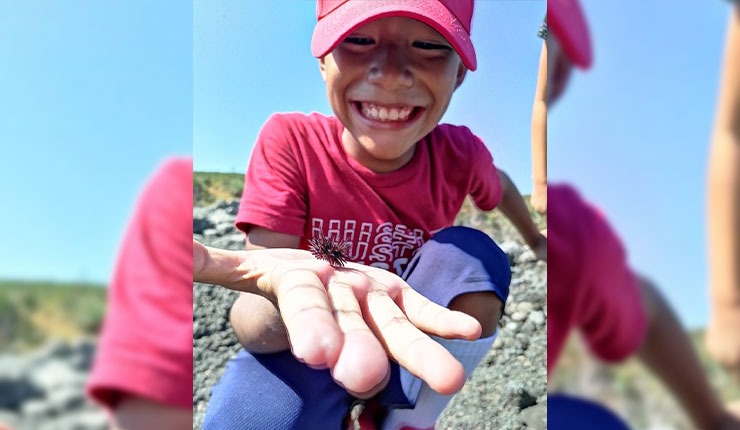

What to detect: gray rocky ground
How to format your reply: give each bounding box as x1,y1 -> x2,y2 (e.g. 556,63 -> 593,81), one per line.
193,199 -> 547,430
0,339 -> 107,430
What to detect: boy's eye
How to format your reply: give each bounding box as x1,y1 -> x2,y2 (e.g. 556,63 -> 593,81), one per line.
412,41 -> 452,51
344,37 -> 374,45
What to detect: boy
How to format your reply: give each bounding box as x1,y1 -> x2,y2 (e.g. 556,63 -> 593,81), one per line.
204,1 -> 545,429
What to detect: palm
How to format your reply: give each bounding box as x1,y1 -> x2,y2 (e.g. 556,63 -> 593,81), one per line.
235,248 -> 482,397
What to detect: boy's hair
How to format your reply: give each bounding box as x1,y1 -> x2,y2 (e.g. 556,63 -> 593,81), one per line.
548,0 -> 593,69
311,0 -> 478,71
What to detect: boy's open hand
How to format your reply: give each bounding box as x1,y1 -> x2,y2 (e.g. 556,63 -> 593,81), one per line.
194,241 -> 482,398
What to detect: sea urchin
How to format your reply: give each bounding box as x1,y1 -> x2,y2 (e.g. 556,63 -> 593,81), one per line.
308,233 -> 350,267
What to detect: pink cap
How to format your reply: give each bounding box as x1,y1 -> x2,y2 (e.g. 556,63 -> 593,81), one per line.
548,0 -> 593,69
311,0 -> 477,71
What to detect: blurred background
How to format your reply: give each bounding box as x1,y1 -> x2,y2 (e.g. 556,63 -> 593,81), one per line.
0,1 -> 191,428
548,0 -> 740,428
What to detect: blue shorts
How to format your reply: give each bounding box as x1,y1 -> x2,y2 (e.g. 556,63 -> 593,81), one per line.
548,394 -> 630,430
203,226 -> 511,430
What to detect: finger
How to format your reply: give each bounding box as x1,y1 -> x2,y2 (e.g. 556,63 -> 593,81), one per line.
326,274 -> 390,397
363,290 -> 466,395
396,286 -> 482,341
275,267 -> 342,368
357,267 -> 481,340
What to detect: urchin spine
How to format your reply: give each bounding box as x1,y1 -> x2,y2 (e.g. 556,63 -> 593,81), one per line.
308,233 -> 350,267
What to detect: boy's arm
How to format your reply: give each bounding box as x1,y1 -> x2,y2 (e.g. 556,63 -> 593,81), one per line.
636,276 -> 740,430
496,168 -> 546,260
194,239 -> 484,398
706,6 -> 740,375
230,227 -> 299,353
110,396 -> 192,430
530,41 -> 548,214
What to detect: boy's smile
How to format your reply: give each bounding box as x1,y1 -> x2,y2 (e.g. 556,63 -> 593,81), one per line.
320,17 -> 466,173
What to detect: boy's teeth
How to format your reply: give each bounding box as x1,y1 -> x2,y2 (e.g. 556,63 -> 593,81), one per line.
360,102 -> 413,122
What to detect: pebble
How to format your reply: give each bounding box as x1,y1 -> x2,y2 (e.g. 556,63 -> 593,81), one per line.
511,311 -> 528,321
528,310 -> 545,326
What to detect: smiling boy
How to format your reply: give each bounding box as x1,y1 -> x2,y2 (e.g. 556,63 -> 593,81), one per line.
203,1 -> 545,429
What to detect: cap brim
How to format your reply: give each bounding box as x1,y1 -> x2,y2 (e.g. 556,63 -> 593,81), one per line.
547,0 -> 593,69
311,0 -> 477,71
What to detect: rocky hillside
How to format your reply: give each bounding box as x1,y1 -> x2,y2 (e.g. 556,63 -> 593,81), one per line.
193,197 -> 547,430
0,339 -> 106,430
0,283 -> 107,430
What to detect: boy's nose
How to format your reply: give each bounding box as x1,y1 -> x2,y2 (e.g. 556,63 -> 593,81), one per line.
367,45 -> 413,91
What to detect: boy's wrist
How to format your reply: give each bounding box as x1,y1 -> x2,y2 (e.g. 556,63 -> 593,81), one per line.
712,294 -> 740,312
524,230 -> 544,249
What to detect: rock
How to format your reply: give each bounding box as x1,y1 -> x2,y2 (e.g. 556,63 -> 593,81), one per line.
519,321 -> 536,335
207,210 -> 236,228
34,408 -> 108,430
211,199 -> 239,215
67,340 -> 95,371
511,311 -> 527,322
519,401 -> 547,430
46,385 -> 85,412
30,360 -> 86,393
193,217 -> 214,235
21,398 -> 52,421
0,340 -> 106,430
0,369 -> 41,410
516,301 -> 533,314
515,249 -> 536,264
528,310 -> 545,326
493,336 -> 505,349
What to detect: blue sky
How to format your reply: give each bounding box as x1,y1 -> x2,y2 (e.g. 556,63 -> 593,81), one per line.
0,1 -> 191,284
549,0 -> 732,328
194,0 -> 547,192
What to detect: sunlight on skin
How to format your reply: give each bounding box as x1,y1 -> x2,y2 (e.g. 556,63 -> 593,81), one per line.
194,241 -> 482,397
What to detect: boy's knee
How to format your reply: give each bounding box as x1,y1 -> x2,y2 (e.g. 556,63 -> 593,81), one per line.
430,226 -> 512,298
449,291 -> 502,338
404,226 -> 511,337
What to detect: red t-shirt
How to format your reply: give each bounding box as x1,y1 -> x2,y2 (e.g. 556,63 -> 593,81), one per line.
547,184 -> 647,377
86,157 -> 193,410
236,112 -> 503,275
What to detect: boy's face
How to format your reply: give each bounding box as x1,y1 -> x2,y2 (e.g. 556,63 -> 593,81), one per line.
320,17 -> 467,173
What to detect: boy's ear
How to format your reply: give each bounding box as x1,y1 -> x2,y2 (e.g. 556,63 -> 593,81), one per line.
454,61 -> 467,90
319,57 -> 327,82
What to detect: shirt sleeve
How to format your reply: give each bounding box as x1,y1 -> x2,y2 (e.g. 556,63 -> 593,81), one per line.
467,132 -> 503,211
235,114 -> 308,237
575,194 -> 647,362
86,157 -> 193,410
